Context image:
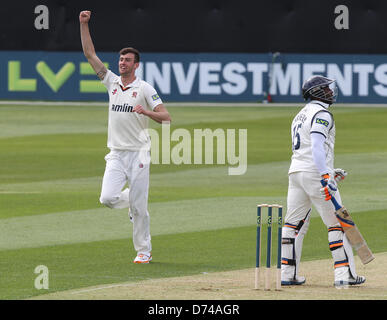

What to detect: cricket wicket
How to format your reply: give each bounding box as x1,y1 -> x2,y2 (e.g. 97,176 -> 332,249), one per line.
255,204 -> 283,291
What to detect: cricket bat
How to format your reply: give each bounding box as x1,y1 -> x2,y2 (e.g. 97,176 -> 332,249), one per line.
321,180 -> 375,264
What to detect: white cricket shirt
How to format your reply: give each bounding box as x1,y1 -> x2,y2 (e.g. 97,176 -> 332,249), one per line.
101,70 -> 162,151
288,101 -> 335,174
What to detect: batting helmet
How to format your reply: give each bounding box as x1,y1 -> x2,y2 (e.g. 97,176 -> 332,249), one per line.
302,75 -> 338,104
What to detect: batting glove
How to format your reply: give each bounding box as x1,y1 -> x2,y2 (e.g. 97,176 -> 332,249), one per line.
320,173 -> 338,201
334,168 -> 347,183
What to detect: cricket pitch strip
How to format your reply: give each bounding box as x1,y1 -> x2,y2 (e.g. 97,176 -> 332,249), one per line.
30,252 -> 387,300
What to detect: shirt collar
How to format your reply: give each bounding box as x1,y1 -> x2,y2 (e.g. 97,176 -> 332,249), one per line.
310,100 -> 330,109
115,76 -> 140,88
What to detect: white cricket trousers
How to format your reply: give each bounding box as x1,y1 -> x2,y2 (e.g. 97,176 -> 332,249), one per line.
286,171 -> 342,227
282,171 -> 357,280
99,149 -> 151,256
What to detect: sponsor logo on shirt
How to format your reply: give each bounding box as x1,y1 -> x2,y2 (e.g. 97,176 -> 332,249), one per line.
151,94 -> 160,101
316,118 -> 329,127
111,104 -> 134,112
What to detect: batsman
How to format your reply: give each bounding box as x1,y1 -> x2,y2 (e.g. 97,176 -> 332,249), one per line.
281,75 -> 367,288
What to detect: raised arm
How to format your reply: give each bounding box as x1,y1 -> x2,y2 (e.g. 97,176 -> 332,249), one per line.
79,11 -> 107,80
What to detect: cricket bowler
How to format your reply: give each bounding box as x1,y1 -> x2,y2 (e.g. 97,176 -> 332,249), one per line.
80,10 -> 171,264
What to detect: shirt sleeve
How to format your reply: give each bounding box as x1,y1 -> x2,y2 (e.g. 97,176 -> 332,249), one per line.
310,111 -> 333,138
101,70 -> 118,91
142,82 -> 163,110
311,131 -> 330,175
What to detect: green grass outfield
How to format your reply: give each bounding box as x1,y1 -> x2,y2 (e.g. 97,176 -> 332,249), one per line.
0,104 -> 386,299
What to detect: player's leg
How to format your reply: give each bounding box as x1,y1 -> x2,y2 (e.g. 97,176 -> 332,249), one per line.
99,151 -> 130,209
323,191 -> 365,285
129,150 -> 152,263
295,209 -> 311,269
281,172 -> 310,285
306,173 -> 364,287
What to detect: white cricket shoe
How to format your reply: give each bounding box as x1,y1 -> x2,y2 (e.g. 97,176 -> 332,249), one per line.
133,253 -> 152,264
281,276 -> 306,286
349,275 -> 366,286
334,267 -> 350,289
128,208 -> 133,223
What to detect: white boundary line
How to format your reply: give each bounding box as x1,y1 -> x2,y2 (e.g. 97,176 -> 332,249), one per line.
1,100 -> 387,108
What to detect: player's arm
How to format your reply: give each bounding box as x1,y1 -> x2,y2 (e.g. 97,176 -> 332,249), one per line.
133,84 -> 171,123
311,132 -> 337,200
311,132 -> 329,176
133,104 -> 171,124
311,128 -> 348,182
310,111 -> 333,175
79,10 -> 107,80
310,111 -> 338,199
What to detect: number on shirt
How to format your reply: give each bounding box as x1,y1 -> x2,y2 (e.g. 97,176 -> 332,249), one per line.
292,123 -> 302,151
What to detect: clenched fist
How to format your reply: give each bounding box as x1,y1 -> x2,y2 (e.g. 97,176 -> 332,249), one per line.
133,105 -> 150,116
79,10 -> 91,23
